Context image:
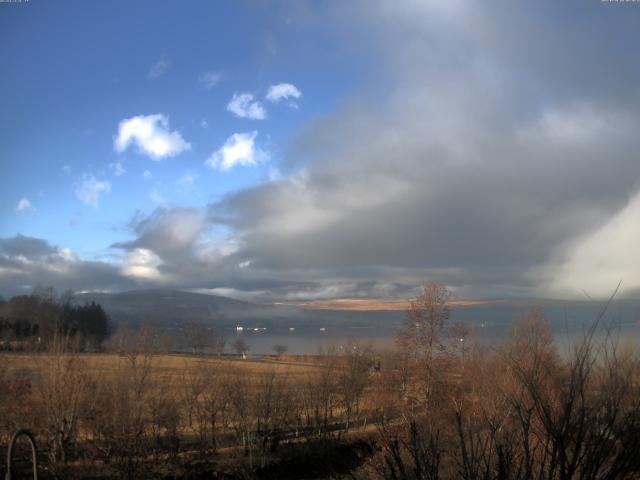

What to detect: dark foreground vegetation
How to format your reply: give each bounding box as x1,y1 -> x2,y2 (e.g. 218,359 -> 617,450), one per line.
1,284 -> 640,479
0,287 -> 110,351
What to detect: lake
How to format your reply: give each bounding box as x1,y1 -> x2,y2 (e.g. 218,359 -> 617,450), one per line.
212,300 -> 640,355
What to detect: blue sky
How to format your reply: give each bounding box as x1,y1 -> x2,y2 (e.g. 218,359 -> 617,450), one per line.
2,1 -> 640,301
1,1 -> 364,254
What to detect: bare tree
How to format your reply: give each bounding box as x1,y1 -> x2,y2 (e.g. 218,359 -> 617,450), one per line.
395,283 -> 451,362
34,336 -> 94,473
212,330 -> 226,356
233,338 -> 250,358
338,340 -> 373,431
86,326 -> 159,479
181,360 -> 207,428
302,347 -> 339,437
394,283 -> 454,411
224,366 -> 253,453
197,362 -> 225,454
184,320 -> 210,355
272,344 -> 288,357
253,368 -> 293,465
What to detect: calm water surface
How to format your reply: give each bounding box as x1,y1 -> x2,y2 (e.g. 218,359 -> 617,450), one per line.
211,302 -> 640,355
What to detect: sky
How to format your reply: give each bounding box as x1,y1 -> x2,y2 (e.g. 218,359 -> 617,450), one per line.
1,1 -> 640,302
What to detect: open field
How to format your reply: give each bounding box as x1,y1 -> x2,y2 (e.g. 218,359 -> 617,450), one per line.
0,347 -> 380,479
2,352 -> 318,381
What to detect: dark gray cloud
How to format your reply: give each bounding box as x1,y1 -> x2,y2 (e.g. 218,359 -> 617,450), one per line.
112,207 -> 204,262
0,235 -> 57,258
0,235 -> 136,297
207,1 -> 640,298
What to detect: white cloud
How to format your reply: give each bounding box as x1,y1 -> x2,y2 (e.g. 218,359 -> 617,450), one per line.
535,190 -> 640,298
198,71 -> 220,89
16,198 -> 32,212
148,56 -> 169,79
195,237 -> 239,263
150,187 -> 166,205
142,170 -> 153,180
189,287 -> 262,302
61,165 -> 72,175
114,114 -> 191,160
122,248 -> 164,281
205,131 -> 269,171
227,93 -> 267,120
109,161 -> 126,176
266,83 -> 302,106
177,170 -> 196,188
75,174 -> 111,207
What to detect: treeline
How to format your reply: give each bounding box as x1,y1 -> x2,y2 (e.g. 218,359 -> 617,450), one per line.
0,287 -> 111,350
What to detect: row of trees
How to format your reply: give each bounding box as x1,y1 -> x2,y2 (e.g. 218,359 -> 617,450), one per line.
0,287 -> 111,350
0,286 -> 288,356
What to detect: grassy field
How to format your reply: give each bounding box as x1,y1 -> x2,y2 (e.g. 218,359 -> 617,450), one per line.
1,351 -> 322,406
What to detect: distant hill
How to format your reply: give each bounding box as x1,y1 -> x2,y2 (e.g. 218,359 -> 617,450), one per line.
75,289 -> 295,328
75,289 -> 640,334
74,288 -> 405,330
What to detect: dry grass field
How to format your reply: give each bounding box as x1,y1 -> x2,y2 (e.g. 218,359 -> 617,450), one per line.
2,352 -> 317,384
0,346 -> 378,479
